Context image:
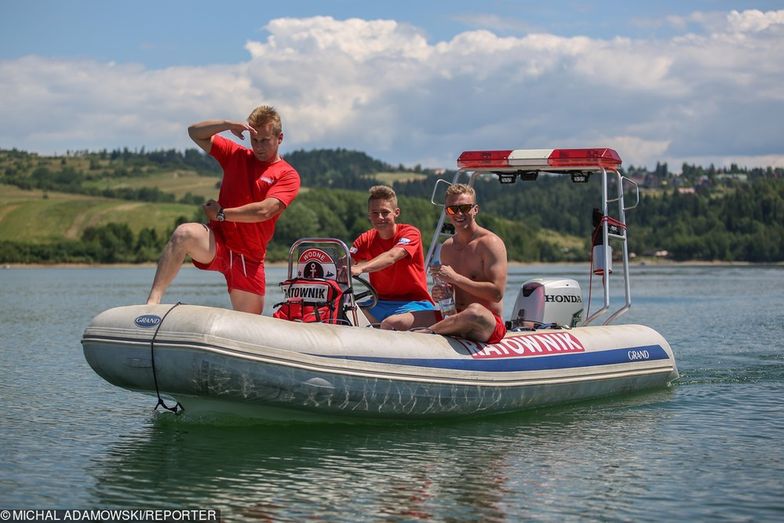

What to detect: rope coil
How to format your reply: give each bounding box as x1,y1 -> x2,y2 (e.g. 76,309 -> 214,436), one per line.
149,302 -> 184,414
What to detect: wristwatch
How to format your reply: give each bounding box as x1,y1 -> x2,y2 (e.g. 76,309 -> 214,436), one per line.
216,207 -> 226,222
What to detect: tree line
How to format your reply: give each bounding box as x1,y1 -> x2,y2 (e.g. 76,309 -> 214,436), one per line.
1,149 -> 214,205
630,179 -> 784,261
394,168 -> 784,262
1,147 -> 782,264
1,222 -> 179,264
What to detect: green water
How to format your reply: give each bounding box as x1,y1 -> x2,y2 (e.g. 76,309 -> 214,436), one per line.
1,265 -> 782,521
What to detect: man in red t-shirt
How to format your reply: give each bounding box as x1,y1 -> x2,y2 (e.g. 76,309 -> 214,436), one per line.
146,105 -> 300,314
350,185 -> 435,328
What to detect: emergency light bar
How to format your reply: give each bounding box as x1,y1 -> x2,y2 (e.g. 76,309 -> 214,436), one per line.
457,148 -> 622,172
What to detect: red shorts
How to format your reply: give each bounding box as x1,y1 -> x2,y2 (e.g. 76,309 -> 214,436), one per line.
192,237 -> 265,296
486,313 -> 507,344
434,309 -> 507,344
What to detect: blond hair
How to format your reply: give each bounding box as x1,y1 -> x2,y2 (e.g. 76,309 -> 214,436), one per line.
446,183 -> 476,200
368,185 -> 398,207
247,105 -> 282,135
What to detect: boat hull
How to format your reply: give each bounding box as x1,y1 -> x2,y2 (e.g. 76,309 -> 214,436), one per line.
82,304 -> 678,421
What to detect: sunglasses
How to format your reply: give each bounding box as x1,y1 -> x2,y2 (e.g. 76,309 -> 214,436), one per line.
445,203 -> 476,216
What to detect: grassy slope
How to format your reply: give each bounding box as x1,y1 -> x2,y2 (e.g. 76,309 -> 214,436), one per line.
2,150 -> 221,200
540,229 -> 585,251
83,170 -> 221,200
0,184 -> 197,243
1,161 -> 585,251
365,171 -> 429,184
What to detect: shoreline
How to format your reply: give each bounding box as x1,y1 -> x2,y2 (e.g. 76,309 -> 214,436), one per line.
2,259 -> 779,269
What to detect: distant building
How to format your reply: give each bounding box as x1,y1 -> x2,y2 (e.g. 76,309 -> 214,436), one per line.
716,173 -> 748,182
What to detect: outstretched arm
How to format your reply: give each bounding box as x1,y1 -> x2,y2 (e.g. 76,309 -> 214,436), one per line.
351,247 -> 408,277
188,120 -> 257,153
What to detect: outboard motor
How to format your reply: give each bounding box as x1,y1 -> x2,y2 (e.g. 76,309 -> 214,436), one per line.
507,278 -> 583,330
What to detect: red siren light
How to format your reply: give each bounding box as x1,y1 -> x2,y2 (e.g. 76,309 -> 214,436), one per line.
456,150 -> 514,169
457,148 -> 622,171
547,148 -> 622,170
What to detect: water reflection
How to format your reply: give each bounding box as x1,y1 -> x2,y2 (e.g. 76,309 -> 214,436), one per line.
3,265 -> 783,519
86,391 -> 677,522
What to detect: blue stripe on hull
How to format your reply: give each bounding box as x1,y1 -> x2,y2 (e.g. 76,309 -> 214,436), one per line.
318,345 -> 669,372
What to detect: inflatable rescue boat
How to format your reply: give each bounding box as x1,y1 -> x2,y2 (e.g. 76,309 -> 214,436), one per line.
82,147 -> 678,421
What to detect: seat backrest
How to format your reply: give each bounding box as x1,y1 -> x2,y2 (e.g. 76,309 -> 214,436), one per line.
277,238 -> 371,326
273,277 -> 348,325
288,239 -> 350,287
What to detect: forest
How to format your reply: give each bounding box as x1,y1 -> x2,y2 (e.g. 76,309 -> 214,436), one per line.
1,147 -> 782,264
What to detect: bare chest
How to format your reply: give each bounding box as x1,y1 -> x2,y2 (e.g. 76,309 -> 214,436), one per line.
444,243 -> 485,281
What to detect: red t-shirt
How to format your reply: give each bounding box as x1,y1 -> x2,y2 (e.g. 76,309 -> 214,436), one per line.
209,135 -> 300,262
351,224 -> 433,303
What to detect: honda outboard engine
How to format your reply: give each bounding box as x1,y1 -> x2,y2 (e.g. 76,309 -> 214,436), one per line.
507,278 -> 583,330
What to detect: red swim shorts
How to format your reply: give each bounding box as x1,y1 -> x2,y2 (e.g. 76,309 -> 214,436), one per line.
486,312 -> 507,344
433,308 -> 507,343
192,237 -> 265,296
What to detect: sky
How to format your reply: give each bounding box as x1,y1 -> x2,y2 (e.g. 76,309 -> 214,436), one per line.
1,1 -> 783,171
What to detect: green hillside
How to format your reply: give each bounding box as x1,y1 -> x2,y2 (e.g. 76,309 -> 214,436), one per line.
83,170 -> 220,201
2,147 -> 783,263
0,147 -> 446,263
0,180 -> 580,264
365,171 -> 428,185
0,184 -> 197,243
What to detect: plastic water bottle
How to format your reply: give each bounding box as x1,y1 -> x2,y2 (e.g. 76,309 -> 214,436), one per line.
430,244 -> 456,317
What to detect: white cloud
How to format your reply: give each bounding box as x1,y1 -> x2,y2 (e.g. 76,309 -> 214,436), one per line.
0,56 -> 261,153
727,9 -> 784,33
0,12 -> 782,170
597,136 -> 672,168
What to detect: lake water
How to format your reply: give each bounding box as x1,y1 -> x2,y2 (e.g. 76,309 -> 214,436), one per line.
1,264 -> 782,521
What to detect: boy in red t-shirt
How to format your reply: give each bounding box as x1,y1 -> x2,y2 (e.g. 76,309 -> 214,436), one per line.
146,105 -> 300,314
350,186 -> 435,327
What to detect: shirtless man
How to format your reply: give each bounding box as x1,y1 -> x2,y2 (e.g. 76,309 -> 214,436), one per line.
385,183 -> 508,343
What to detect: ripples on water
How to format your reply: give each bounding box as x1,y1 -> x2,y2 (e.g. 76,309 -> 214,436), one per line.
84,395 -> 678,522
1,265 -> 783,521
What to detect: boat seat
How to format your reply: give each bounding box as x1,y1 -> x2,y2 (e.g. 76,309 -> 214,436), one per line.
273,277 -> 352,325
276,238 -> 373,327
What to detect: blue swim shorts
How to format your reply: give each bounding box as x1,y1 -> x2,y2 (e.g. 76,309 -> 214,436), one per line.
365,300 -> 435,322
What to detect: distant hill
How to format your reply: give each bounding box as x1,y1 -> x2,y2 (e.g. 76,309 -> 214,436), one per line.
1,147 -> 783,263
283,148 -> 435,189
0,147 -> 452,263
0,146 -> 433,202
